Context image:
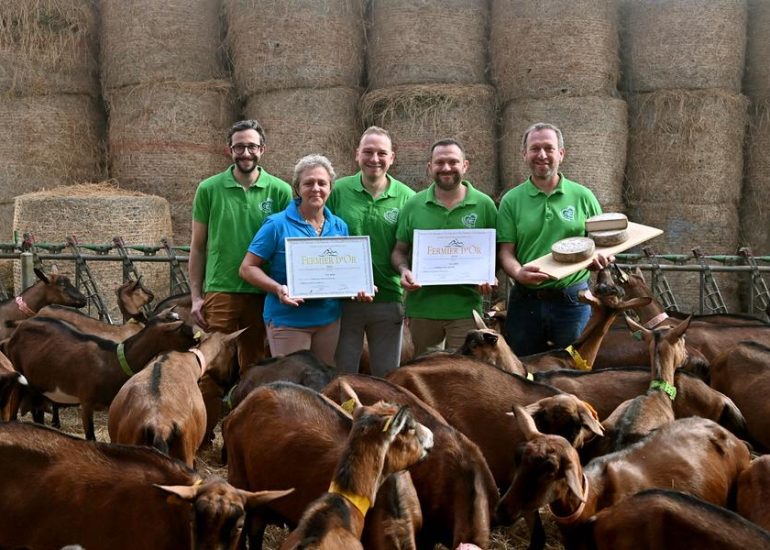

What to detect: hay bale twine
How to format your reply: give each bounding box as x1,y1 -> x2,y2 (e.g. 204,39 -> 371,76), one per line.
106,80 -> 236,244
499,96 -> 627,212
0,0 -> 98,96
367,0 -> 488,89
13,183 -> 172,320
225,0 -> 364,95
741,100 -> 770,255
490,0 -> 619,103
244,87 -> 360,183
360,84 -> 498,194
625,89 -> 747,206
0,93 -> 105,240
626,201 -> 740,313
745,0 -> 770,99
100,0 -> 225,90
621,0 -> 747,92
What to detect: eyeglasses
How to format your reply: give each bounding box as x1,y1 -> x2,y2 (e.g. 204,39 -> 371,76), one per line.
231,143 -> 262,154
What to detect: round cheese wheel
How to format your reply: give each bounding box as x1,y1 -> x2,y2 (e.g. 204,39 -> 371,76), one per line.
551,237 -> 595,263
585,212 -> 628,232
589,228 -> 630,247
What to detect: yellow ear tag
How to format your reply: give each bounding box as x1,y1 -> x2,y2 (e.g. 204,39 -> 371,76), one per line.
341,398 -> 356,415
194,330 -> 202,342
382,415 -> 394,433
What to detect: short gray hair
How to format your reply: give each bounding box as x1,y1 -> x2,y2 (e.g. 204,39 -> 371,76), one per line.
292,154 -> 336,190
521,122 -> 565,150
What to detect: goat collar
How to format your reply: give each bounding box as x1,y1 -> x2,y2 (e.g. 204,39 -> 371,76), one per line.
15,296 -> 35,317
189,348 -> 207,375
116,343 -> 133,377
643,312 -> 669,330
565,345 -> 591,371
649,379 -> 677,401
550,473 -> 589,525
328,481 -> 371,518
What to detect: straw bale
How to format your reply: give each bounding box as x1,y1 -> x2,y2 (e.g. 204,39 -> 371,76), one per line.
0,93 -> 105,239
621,0 -> 746,93
626,200 -> 741,313
0,0 -> 98,96
490,0 -> 619,103
225,0 -> 364,96
499,96 -> 627,211
745,0 -> 770,99
741,100 -> 770,256
106,80 -> 236,244
100,0 -> 225,90
13,183 -> 172,320
244,86 -> 360,183
626,89 -> 747,206
367,0 -> 488,89
360,84 -> 498,195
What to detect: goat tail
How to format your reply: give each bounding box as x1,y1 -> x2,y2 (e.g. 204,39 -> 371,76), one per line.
143,426 -> 170,456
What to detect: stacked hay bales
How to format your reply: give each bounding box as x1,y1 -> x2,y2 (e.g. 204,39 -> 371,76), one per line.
0,0 -> 104,240
13,184 -> 172,320
491,0 -> 624,206
227,0 -> 364,179
361,0 -> 496,192
101,0 -> 234,244
622,0 -> 748,313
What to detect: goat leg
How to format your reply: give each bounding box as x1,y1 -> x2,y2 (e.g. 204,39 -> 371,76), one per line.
524,510 -> 546,550
245,515 -> 267,550
51,403 -> 61,429
80,404 -> 96,441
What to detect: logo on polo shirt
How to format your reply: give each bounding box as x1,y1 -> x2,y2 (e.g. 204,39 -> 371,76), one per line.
462,213 -> 478,228
384,208 -> 399,225
560,206 -> 576,221
260,199 -> 274,214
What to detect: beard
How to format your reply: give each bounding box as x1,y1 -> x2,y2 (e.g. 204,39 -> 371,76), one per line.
235,156 -> 259,174
433,171 -> 462,190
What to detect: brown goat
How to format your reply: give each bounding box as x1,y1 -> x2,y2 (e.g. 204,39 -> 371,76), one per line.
0,350 -> 26,422
455,309 -> 526,375
224,382 -> 429,550
0,422 -> 291,550
495,408 -> 750,548
151,292 -> 193,324
37,303 -> 144,341
116,277 -> 155,323
5,309 -> 196,440
109,328 -> 244,467
736,455 -> 770,532
0,268 -> 87,341
280,383 -> 433,550
323,374 -> 499,549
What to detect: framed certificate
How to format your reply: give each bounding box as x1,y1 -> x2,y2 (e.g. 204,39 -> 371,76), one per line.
411,229 -> 496,286
285,236 -> 375,299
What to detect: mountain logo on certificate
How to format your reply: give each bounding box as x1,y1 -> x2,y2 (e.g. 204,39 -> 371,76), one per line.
447,239 -> 464,247
321,248 -> 338,256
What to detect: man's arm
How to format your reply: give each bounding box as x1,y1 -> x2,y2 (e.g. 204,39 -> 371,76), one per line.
391,240 -> 420,291
189,220 -> 209,329
497,242 -> 550,287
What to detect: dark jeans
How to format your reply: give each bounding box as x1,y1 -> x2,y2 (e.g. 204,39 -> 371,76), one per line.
504,281 -> 591,357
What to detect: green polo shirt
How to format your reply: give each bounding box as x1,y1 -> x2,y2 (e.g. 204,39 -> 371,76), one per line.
192,165 -> 292,293
328,172 -> 416,303
396,181 -> 497,319
497,174 -> 602,289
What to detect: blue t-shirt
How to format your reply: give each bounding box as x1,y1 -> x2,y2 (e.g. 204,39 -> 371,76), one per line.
248,198 -> 349,328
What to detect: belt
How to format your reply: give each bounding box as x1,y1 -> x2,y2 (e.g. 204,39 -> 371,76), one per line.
516,284 -> 578,301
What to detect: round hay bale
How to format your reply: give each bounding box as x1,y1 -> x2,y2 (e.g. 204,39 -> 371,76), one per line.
244,86 -> 360,183
224,0 -> 364,95
741,100 -> 770,255
626,200 -> 740,313
106,80 -> 236,244
0,93 -> 105,239
745,0 -> 770,99
621,0 -> 746,92
490,0 -> 619,103
13,183 -> 172,320
367,0 -> 488,89
100,0 -> 225,90
0,0 -> 98,96
360,84 -> 498,195
625,89 -> 747,206
499,96 -> 627,212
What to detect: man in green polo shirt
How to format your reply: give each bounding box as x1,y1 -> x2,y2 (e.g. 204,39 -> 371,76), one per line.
391,138 -> 497,356
497,122 -> 607,357
190,119 -> 292,370
328,126 -> 415,376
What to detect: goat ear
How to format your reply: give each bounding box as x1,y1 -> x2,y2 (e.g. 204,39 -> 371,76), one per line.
666,315 -> 692,343
155,483 -> 200,501
633,266 -> 645,281
564,466 -> 586,503
34,268 -> 49,284
242,488 -> 294,510
387,406 -> 410,436
511,405 -> 541,441
472,309 -> 487,329
619,296 -> 652,310
338,380 -> 362,412
50,264 -> 59,275
225,326 -> 248,343
578,289 -> 601,308
522,401 -> 543,418
624,314 -> 647,336
578,404 -> 604,437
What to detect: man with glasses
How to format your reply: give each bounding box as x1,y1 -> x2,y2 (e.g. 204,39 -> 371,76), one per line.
190,119 -> 292,370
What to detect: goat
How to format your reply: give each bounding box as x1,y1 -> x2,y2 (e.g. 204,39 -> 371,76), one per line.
151,291 -> 193,325
0,268 -> 87,341
495,407 -> 750,549
37,303 -> 143,341
736,455 -> 770,532
109,328 -> 244,467
223,382 -> 429,550
0,422 -> 291,550
456,309 -> 526,375
116,277 -> 154,323
279,382 -> 433,550
323,374 -> 498,550
0,350 -> 26,422
5,309 -> 196,440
